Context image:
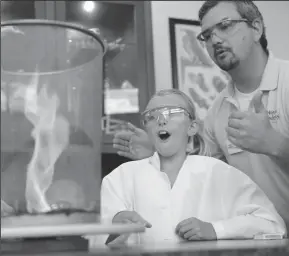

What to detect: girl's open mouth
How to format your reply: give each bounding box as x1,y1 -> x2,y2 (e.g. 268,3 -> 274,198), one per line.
158,131 -> 171,141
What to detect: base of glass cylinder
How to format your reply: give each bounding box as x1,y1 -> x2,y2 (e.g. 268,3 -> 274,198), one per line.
1,210 -> 99,228
1,236 -> 89,254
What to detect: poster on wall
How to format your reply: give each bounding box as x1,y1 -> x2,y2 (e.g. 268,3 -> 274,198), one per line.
169,18 -> 230,120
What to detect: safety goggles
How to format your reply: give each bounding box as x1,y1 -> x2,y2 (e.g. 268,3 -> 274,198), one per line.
141,106 -> 192,126
197,18 -> 249,42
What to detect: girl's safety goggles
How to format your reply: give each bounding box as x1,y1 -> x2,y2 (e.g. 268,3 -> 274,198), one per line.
141,106 -> 192,126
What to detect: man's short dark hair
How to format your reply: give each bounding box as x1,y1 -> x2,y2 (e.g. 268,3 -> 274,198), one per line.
198,1 -> 268,55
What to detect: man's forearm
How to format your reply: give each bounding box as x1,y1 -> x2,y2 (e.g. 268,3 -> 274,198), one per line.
266,130 -> 289,172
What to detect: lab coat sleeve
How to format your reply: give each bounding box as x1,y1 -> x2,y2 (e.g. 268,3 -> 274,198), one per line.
99,165 -> 139,245
211,165 -> 287,239
101,165 -> 134,224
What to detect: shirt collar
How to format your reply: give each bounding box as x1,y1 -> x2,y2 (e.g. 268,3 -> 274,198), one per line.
223,51 -> 279,99
149,152 -> 193,172
149,152 -> 161,171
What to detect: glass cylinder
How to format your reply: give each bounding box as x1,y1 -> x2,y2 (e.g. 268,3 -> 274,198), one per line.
1,20 -> 105,227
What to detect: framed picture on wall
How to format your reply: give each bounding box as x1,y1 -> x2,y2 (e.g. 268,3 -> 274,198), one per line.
169,18 -> 230,120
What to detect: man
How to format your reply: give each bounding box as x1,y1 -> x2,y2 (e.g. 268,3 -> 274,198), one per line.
112,0 -> 289,231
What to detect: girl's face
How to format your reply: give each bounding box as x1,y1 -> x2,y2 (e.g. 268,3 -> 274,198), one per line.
142,94 -> 197,158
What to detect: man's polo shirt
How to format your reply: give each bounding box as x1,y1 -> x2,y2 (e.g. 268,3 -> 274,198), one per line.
203,53 -> 289,229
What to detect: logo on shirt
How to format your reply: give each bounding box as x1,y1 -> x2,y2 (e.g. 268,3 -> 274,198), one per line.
267,110 -> 280,122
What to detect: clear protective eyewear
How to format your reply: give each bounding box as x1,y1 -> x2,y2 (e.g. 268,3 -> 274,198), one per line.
141,106 -> 192,126
197,18 -> 249,42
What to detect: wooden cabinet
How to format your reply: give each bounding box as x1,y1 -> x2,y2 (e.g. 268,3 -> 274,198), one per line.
50,1 -> 155,154
0,1 -> 48,21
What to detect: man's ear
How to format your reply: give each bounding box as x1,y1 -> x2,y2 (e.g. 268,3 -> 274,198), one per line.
187,120 -> 199,137
251,18 -> 263,43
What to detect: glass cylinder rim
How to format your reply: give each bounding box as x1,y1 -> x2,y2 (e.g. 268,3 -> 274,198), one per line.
1,19 -> 106,55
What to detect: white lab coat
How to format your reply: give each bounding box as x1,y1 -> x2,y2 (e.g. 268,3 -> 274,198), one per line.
100,153 -> 286,245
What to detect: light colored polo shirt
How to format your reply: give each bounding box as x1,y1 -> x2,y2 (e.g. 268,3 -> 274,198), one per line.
203,52 -> 289,229
98,153 -> 285,245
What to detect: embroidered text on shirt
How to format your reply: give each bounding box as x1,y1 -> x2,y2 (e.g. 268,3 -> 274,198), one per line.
267,110 -> 280,121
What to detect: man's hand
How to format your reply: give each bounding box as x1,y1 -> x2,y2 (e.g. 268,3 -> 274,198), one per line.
113,123 -> 154,160
106,211 -> 152,245
226,91 -> 276,155
175,217 -> 217,241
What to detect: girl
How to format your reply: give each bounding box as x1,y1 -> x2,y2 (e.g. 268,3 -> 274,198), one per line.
101,89 -> 286,245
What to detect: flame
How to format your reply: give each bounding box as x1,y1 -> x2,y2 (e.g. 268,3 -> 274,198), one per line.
1,199 -> 15,217
10,73 -> 70,213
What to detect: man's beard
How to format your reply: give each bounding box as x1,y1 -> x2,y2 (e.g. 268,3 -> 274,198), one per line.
214,52 -> 240,71
217,58 -> 240,71
212,47 -> 240,71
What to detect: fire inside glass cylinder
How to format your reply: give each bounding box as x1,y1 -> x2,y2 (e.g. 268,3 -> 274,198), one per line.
1,22 -> 104,220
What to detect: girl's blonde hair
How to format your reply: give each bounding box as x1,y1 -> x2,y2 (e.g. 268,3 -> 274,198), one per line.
152,89 -> 210,156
